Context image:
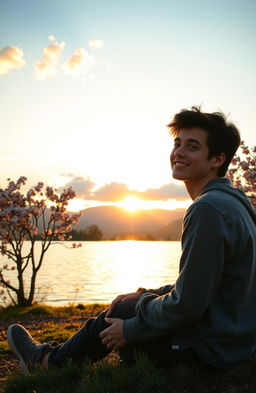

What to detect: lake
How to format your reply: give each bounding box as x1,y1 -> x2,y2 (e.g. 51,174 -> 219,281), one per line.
0,241 -> 181,306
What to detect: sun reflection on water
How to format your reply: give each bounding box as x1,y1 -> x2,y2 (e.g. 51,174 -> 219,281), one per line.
0,241 -> 181,305
109,241 -> 158,293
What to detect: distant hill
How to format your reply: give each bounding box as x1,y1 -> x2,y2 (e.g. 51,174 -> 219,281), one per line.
74,205 -> 185,239
155,218 -> 183,240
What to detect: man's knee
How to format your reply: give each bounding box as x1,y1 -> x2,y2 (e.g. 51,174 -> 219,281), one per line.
108,299 -> 137,319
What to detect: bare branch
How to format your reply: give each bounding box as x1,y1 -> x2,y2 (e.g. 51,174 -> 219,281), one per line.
0,271 -> 18,293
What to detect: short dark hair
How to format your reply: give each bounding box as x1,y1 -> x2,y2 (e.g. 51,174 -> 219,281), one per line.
167,106 -> 241,177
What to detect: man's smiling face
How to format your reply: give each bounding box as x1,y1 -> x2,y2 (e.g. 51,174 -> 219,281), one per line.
170,127 -> 218,182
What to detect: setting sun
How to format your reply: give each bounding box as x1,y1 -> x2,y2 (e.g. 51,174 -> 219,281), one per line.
118,197 -> 144,212
116,197 -> 192,212
66,196 -> 192,213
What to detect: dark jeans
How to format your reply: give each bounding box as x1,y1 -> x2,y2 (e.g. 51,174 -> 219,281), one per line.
48,299 -> 205,368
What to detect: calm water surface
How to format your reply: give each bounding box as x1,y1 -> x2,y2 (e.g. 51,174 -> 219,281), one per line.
1,241 -> 181,305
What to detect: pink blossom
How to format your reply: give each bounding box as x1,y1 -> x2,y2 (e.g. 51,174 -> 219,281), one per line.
27,189 -> 36,199
34,182 -> 44,192
227,141 -> 256,208
240,161 -> 249,170
0,176 -> 81,305
17,176 -> 27,185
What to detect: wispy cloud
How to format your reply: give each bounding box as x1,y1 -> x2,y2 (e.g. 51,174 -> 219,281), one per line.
88,39 -> 104,49
0,46 -> 26,75
0,36 -> 105,80
34,36 -> 65,79
63,48 -> 96,77
62,176 -> 188,202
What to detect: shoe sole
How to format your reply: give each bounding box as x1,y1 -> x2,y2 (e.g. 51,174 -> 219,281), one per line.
7,325 -> 29,375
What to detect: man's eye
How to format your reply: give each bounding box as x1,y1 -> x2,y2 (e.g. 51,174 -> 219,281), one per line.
173,143 -> 180,148
189,145 -> 198,150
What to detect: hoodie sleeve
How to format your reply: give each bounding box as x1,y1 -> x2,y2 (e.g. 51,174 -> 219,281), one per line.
137,284 -> 175,296
123,202 -> 228,343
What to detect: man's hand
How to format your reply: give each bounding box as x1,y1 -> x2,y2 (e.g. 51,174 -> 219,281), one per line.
100,318 -> 127,350
106,291 -> 143,317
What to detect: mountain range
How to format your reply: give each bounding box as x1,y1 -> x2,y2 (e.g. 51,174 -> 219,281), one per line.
75,206 -> 185,240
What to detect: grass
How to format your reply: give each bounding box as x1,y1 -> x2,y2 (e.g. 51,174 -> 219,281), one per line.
0,323 -> 74,358
0,303 -> 106,356
2,304 -> 256,393
0,341 -> 10,355
0,302 -> 105,320
3,356 -> 256,393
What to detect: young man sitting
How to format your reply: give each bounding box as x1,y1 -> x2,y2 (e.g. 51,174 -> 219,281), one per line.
7,106 -> 256,374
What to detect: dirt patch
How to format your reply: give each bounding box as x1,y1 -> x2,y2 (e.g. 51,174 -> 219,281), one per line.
0,308 -> 118,387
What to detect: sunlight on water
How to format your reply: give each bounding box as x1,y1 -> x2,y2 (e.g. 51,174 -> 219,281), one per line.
0,241 -> 181,306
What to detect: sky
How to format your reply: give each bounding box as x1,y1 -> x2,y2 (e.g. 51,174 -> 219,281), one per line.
1,0 -> 255,211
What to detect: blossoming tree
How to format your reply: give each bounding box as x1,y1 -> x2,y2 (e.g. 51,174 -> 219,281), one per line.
0,177 -> 81,306
227,141 -> 256,208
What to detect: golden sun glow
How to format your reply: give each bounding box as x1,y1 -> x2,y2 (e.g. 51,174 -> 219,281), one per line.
118,197 -> 144,212
66,196 -> 192,213
116,197 -> 192,212
67,198 -> 88,212
111,240 -> 158,292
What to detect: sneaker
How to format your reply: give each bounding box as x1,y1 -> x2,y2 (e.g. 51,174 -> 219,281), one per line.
7,324 -> 50,375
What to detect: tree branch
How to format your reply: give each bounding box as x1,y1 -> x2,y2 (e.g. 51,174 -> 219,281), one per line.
0,271 -> 18,293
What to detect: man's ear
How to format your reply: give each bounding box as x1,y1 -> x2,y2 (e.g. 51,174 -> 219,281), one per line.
212,153 -> 226,169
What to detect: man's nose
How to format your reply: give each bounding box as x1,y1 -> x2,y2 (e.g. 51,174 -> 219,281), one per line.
174,145 -> 186,156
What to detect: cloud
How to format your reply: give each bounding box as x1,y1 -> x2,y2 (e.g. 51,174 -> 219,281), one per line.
140,184 -> 188,201
62,176 -> 188,202
0,37 -> 105,79
88,39 -> 104,49
93,182 -> 130,202
59,176 -> 96,198
48,35 -> 56,42
34,37 -> 65,79
92,182 -> 188,202
0,46 -> 26,75
63,48 -> 96,77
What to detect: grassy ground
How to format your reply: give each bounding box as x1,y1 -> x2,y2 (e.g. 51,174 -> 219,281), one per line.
1,304 -> 256,393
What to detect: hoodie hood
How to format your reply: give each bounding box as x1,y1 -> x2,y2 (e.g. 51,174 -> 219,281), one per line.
200,178 -> 256,224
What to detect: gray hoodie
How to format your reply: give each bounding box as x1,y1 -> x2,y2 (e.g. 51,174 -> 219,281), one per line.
123,178 -> 256,367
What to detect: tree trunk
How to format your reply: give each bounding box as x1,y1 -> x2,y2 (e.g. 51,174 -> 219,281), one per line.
17,292 -> 31,307
17,255 -> 32,306
28,270 -> 37,306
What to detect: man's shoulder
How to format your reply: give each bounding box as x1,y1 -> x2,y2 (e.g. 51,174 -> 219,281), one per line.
185,189 -> 240,222
191,189 -> 235,210
198,188 -> 235,205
